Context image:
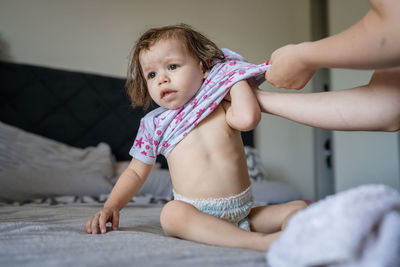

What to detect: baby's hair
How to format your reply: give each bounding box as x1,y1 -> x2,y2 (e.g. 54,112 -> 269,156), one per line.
126,23 -> 225,109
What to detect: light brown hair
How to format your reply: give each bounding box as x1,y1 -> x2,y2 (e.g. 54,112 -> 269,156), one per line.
126,23 -> 225,109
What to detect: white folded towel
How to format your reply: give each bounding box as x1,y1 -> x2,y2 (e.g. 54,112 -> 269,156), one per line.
266,184 -> 400,267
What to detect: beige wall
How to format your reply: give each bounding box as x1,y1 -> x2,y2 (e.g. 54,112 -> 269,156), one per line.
0,0 -> 315,198
0,0 -> 304,78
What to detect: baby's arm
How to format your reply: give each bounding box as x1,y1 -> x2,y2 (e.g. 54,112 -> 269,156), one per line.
85,158 -> 153,234
223,80 -> 261,131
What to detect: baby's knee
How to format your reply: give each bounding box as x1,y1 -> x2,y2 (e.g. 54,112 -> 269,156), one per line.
160,200 -> 187,235
289,200 -> 308,212
281,200 -> 307,231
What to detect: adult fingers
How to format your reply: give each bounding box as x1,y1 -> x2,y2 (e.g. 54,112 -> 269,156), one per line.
265,67 -> 279,88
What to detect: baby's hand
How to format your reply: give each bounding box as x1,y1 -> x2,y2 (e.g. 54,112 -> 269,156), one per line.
85,207 -> 119,234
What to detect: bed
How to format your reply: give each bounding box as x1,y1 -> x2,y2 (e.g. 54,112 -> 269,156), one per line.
0,61 -> 301,267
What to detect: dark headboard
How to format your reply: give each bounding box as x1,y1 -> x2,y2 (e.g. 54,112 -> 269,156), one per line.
0,61 -> 253,165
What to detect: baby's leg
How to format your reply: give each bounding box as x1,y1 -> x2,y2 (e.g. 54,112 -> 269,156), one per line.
160,200 -> 279,251
248,200 -> 307,233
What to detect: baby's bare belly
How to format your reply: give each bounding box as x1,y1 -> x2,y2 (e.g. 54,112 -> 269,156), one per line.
167,105 -> 250,198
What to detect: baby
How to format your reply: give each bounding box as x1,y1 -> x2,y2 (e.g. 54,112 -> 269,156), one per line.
85,24 -> 306,251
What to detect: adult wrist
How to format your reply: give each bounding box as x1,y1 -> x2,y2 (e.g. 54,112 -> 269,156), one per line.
298,41 -> 319,70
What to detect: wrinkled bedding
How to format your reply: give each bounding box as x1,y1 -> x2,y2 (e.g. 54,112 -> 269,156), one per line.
0,203 -> 267,267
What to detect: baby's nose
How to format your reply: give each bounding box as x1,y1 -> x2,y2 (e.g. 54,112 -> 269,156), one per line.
158,73 -> 170,84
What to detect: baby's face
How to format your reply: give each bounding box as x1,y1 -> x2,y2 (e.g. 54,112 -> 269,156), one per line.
139,38 -> 207,110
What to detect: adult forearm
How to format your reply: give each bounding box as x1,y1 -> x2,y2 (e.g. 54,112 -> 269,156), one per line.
256,90 -> 352,130
303,4 -> 400,70
256,83 -> 400,132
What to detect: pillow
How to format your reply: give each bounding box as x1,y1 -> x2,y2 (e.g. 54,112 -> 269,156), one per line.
0,122 -> 114,202
137,168 -> 173,199
244,146 -> 268,182
113,162 -> 173,200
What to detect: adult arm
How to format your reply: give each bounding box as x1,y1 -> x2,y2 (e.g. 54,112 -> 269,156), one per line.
266,0 -> 400,89
257,67 -> 400,132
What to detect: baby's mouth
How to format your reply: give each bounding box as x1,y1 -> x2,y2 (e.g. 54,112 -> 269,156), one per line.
161,89 -> 177,99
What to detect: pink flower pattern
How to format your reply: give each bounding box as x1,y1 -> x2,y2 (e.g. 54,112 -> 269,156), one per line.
228,71 -> 236,78
175,111 -> 185,124
204,78 -> 212,86
196,109 -> 205,118
144,133 -> 152,143
135,137 -> 144,148
154,118 -> 161,129
215,65 -> 229,81
139,121 -> 146,134
223,76 -> 234,86
190,98 -> 198,108
210,102 -> 217,111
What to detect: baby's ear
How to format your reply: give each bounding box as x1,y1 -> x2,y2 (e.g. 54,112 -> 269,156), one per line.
203,69 -> 210,79
200,60 -> 210,79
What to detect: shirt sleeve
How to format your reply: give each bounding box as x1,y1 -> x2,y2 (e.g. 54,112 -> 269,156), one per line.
129,117 -> 157,165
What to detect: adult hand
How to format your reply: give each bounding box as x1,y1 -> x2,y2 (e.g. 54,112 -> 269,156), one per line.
265,43 -> 316,90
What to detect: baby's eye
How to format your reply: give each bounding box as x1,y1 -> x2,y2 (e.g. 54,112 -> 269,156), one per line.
168,64 -> 178,70
147,72 -> 156,79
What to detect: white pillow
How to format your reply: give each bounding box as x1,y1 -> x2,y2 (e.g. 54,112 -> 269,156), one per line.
137,168 -> 173,199
0,122 -> 114,202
